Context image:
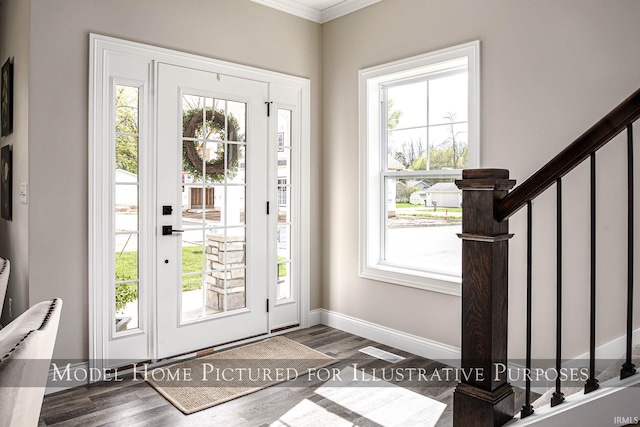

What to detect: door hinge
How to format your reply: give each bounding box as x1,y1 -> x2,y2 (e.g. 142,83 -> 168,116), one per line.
267,299 -> 270,312
267,201 -> 270,215
265,101 -> 273,117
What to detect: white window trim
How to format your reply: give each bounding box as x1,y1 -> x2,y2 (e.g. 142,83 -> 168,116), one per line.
358,41 -> 480,296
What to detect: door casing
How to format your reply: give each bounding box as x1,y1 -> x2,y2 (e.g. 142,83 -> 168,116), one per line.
89,34 -> 310,373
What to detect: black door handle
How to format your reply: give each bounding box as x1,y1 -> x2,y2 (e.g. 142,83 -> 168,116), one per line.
162,225 -> 184,236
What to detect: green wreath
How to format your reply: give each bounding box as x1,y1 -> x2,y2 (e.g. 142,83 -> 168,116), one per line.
182,108 -> 241,182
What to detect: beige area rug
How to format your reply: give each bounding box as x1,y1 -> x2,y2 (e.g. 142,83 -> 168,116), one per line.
146,336 -> 336,414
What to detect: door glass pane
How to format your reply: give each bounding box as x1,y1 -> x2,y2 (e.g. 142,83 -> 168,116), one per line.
180,95 -> 248,322
182,273 -> 205,322
204,228 -> 246,314
225,143 -> 245,184
183,95 -> 205,139
226,185 -> 245,226
227,101 -> 246,142
182,237 -> 204,276
203,186 -> 224,228
225,268 -> 246,311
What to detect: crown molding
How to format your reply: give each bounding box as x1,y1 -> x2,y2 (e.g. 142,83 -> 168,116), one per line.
320,0 -> 381,23
250,0 -> 382,24
251,0 -> 322,22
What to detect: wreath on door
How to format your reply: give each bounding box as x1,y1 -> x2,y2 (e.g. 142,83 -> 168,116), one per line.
181,108 -> 241,182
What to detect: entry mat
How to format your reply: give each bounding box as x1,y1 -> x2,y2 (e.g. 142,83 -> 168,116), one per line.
146,336 -> 336,414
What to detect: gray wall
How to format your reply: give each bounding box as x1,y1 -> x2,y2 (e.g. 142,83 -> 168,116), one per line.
28,0 -> 322,360
7,0 -> 640,364
0,0 -> 30,327
322,0 -> 640,358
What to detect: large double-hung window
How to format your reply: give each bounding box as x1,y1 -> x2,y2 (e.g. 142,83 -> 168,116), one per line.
359,42 -> 480,294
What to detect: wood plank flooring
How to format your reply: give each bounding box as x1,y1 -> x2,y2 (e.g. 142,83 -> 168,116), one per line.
39,326 -> 527,426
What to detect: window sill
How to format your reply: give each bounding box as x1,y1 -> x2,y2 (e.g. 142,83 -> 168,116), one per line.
359,263 -> 461,296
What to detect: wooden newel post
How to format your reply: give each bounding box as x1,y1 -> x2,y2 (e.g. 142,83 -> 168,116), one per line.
453,169 -> 516,427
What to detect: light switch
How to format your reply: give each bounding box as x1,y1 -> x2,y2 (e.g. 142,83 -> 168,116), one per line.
19,183 -> 28,204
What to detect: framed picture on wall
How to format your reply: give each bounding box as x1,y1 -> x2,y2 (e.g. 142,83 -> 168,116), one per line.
1,145 -> 11,220
1,58 -> 13,137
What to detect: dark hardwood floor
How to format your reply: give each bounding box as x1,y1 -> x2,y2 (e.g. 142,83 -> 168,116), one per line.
39,326 -> 526,426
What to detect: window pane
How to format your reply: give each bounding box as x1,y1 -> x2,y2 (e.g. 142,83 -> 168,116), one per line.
387,128 -> 427,171
115,185 -> 138,232
278,110 -> 292,147
387,81 -> 427,129
384,177 -> 461,276
277,109 -> 293,301
115,236 -> 138,282
428,72 -> 468,125
278,225 -> 290,261
114,84 -> 141,334
277,147 -> 291,180
277,262 -> 291,301
115,86 -> 139,134
115,135 -> 138,175
428,123 -> 468,170
115,282 -> 139,331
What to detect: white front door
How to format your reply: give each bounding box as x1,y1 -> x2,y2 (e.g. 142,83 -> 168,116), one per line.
156,63 -> 269,358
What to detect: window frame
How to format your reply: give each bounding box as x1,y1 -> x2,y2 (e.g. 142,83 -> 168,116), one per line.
358,41 -> 480,295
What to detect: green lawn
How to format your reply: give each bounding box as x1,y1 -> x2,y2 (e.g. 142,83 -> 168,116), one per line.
395,203 -> 462,212
115,247 -> 288,313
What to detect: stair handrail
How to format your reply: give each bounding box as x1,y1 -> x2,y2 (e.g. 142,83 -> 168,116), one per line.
496,88 -> 640,222
453,88 -> 640,426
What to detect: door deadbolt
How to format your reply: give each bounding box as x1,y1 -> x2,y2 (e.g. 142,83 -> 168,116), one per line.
162,225 -> 184,236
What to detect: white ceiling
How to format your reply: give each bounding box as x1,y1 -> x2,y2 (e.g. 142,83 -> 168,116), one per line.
250,0 -> 382,24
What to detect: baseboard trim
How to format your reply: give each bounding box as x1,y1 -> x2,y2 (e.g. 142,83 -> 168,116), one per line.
308,308 -> 323,326
565,326 -> 640,371
309,308 -> 461,366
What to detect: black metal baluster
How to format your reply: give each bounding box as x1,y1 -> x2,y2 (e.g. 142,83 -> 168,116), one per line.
522,201 -> 534,418
551,179 -> 565,406
585,153 -> 600,394
622,123 -> 637,380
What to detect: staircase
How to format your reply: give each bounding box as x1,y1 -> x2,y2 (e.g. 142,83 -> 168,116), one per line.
531,344 -> 640,410
452,89 -> 640,426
